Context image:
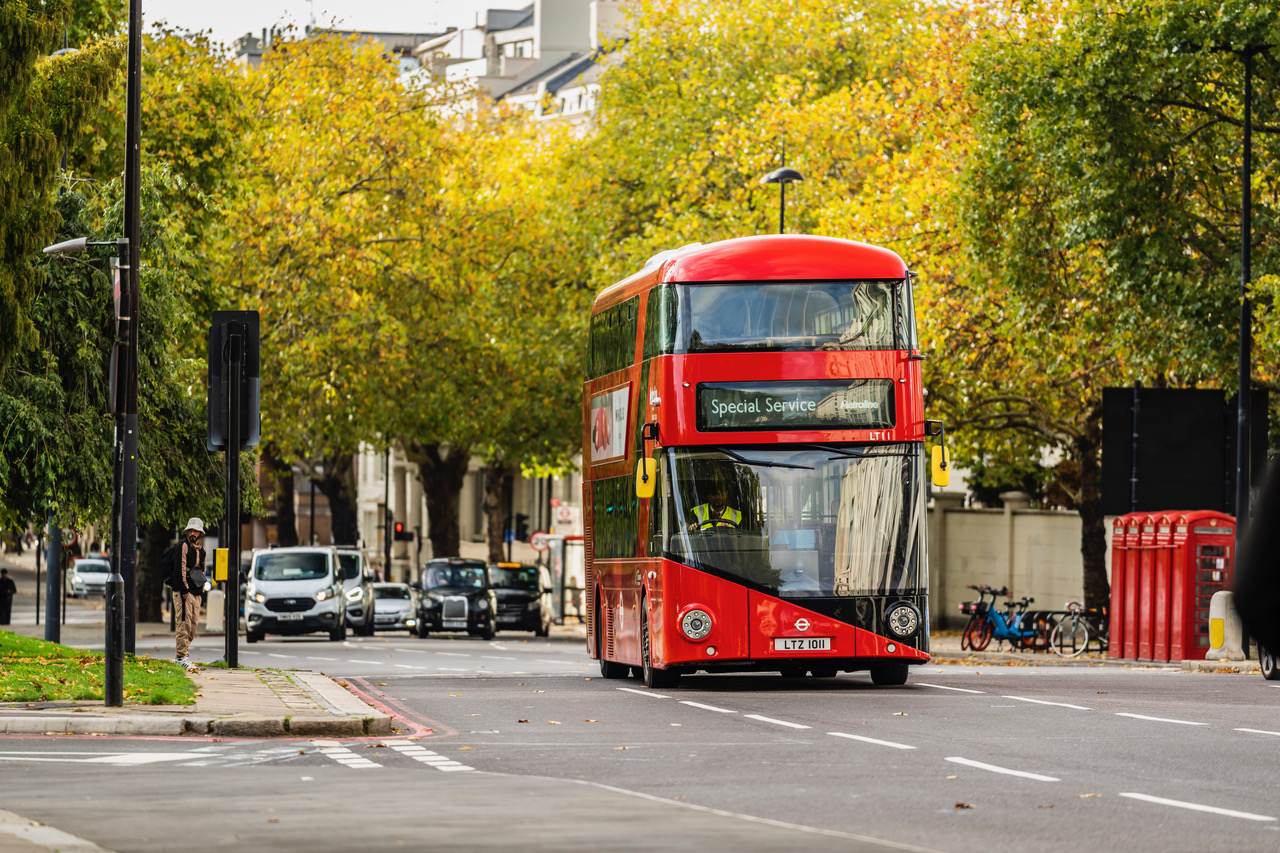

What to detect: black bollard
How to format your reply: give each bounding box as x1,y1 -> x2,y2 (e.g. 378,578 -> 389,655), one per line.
104,568 -> 124,706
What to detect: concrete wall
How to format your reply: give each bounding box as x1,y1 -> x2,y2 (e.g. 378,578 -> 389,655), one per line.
930,492 -> 1086,629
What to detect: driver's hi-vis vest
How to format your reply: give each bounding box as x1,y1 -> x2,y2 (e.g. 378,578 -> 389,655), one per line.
692,504 -> 742,527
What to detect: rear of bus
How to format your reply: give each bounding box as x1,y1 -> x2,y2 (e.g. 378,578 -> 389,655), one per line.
584,235 -> 935,687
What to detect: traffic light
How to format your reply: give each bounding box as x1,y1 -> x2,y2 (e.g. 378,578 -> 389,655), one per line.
515,513 -> 529,542
393,521 -> 414,542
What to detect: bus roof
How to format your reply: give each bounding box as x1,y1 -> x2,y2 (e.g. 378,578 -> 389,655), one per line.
594,235 -> 909,311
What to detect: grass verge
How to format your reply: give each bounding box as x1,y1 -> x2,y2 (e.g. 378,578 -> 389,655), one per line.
0,630 -> 196,705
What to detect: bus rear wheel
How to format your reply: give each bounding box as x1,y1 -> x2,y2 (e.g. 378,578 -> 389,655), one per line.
595,595 -> 629,679
641,608 -> 680,689
870,662 -> 909,686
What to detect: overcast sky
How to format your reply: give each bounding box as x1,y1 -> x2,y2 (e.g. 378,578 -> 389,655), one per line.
142,1 -> 502,49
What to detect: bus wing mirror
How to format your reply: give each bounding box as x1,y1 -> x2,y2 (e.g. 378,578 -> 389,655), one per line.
636,457 -> 657,499
931,445 -> 950,488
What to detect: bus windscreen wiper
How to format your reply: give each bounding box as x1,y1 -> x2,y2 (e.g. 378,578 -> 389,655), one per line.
716,448 -> 814,470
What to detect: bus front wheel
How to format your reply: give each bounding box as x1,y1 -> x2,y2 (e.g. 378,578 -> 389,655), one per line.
870,662 -> 909,686
641,607 -> 680,689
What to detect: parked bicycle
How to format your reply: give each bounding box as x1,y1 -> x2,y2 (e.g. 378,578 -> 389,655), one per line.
1048,601 -> 1109,657
958,584 -> 1048,651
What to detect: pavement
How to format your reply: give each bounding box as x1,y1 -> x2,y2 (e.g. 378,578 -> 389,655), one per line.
0,548 -> 1259,739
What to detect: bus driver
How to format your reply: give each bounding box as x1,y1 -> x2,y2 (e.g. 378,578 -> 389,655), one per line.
687,486 -> 742,531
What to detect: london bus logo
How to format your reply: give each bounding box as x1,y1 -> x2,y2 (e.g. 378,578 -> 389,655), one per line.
794,618 -> 811,632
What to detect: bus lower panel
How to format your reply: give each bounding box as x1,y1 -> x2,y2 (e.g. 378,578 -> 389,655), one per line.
666,658 -> 929,675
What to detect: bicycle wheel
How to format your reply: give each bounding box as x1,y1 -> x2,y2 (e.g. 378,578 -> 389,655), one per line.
964,618 -> 993,651
1050,618 -> 1090,657
960,616 -> 975,650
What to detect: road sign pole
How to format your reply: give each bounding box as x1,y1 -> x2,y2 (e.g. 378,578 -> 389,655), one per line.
224,327 -> 243,669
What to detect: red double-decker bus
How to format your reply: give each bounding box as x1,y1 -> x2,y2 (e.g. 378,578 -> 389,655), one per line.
583,234 -> 946,688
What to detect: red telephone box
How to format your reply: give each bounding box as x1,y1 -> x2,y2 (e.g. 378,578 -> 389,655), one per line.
1175,511 -> 1235,660
1122,515 -> 1143,659
1151,514 -> 1174,662
1109,517 -> 1127,659
1137,515 -> 1157,660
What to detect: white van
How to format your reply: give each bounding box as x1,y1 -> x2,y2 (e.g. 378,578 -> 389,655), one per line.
244,547 -> 345,643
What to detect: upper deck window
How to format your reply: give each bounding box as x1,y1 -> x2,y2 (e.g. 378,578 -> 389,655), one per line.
678,281 -> 911,353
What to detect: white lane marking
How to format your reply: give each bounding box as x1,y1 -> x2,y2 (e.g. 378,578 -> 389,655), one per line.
349,659 -> 384,665
392,647 -> 425,653
1003,695 -> 1091,710
945,757 -> 1059,782
679,701 -> 736,714
482,655 -> 516,660
310,739 -> 341,746
537,659 -> 580,665
394,664 -> 417,669
1235,728 -> 1280,737
1116,713 -> 1207,726
83,753 -> 207,766
744,714 -> 810,730
435,667 -> 468,671
268,653 -> 291,659
306,656 -> 338,662
1119,792 -> 1275,822
436,652 -> 470,657
916,683 -> 985,694
617,687 -> 670,699
829,732 -> 915,750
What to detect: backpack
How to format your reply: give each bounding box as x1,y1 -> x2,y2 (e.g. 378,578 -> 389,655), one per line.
160,543 -> 183,589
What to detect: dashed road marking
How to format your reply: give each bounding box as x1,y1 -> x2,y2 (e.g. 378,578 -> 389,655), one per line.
945,757 -> 1058,782
680,701 -> 736,714
1119,792 -> 1275,822
617,687 -> 670,699
1003,695 -> 1091,710
1115,713 -> 1207,726
744,714 -> 810,730
828,732 -> 915,750
916,683 -> 985,694
1235,728 -> 1280,737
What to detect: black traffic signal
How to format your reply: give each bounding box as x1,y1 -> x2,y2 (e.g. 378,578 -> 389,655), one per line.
393,521 -> 414,542
515,513 -> 529,542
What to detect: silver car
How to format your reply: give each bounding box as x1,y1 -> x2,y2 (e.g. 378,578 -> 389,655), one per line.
334,548 -> 376,636
372,583 -> 417,633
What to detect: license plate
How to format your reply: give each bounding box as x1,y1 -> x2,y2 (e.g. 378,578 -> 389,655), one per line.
774,637 -> 831,651
442,620 -> 467,629
277,612 -> 304,621
498,615 -> 519,623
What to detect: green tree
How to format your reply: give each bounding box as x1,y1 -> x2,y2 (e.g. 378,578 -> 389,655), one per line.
0,1 -> 122,376
956,0 -> 1280,608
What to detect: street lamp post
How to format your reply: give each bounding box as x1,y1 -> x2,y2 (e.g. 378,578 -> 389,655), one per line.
760,167 -> 804,234
41,236 -> 130,707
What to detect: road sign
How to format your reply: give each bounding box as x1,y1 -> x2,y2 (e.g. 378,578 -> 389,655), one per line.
556,506 -> 574,524
530,531 -> 549,552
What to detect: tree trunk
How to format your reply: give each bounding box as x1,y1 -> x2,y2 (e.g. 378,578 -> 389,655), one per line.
312,453 -> 360,546
138,520 -> 170,623
484,461 -> 508,564
263,444 -> 298,547
1074,411 -> 1110,613
403,441 -> 470,559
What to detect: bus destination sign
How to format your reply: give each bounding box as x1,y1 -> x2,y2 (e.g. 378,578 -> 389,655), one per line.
696,380 -> 895,432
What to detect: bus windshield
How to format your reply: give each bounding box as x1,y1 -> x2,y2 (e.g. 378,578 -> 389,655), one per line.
656,445 -> 926,597
678,281 -> 911,353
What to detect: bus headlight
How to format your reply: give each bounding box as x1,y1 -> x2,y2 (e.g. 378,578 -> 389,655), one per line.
885,602 -> 921,639
680,609 -> 713,641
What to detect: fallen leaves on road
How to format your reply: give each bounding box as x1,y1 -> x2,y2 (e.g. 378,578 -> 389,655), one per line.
458,746 -> 471,750
1077,793 -> 1100,798
1038,805 -> 1054,809
547,720 -> 562,725
517,719 -> 530,723
613,746 -> 628,750
584,719 -> 599,723
892,712 -> 907,716
955,803 -> 974,809
376,682 -> 387,686
946,775 -> 958,780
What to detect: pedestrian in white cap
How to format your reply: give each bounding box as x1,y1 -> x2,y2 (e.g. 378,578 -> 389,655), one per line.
173,518 -> 207,671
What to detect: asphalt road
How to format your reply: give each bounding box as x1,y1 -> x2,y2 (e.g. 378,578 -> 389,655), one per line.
3,625 -> 1278,852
